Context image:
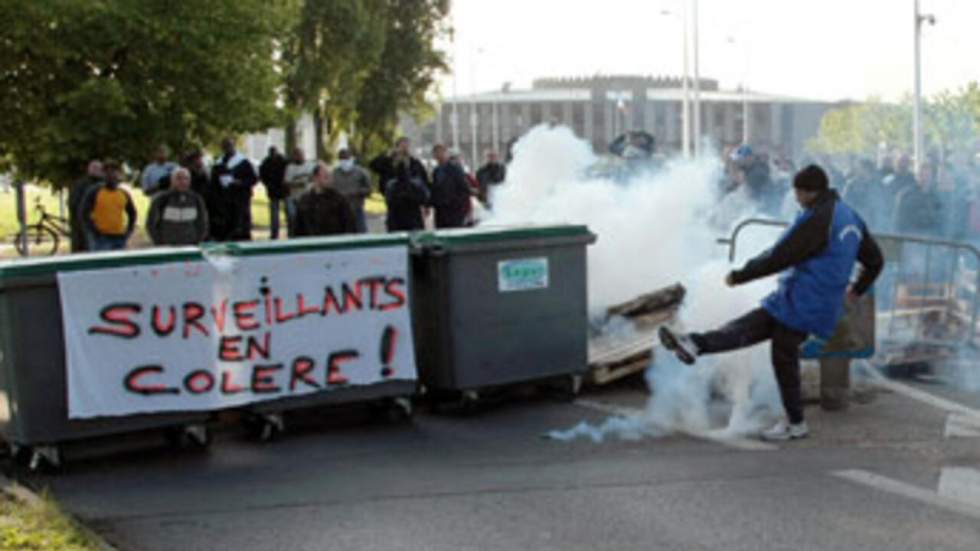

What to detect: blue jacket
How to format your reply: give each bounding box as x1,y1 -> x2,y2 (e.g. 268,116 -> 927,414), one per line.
730,190 -> 884,338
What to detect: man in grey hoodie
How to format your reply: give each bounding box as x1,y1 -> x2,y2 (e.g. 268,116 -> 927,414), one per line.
331,149 -> 373,233
146,168 -> 209,246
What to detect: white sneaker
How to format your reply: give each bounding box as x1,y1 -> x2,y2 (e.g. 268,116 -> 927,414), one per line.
658,326 -> 699,365
760,420 -> 809,441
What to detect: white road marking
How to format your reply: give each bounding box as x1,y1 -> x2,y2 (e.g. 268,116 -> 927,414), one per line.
571,399 -> 777,451
938,467 -> 980,507
944,412 -> 980,439
833,469 -> 980,521
860,361 -> 980,421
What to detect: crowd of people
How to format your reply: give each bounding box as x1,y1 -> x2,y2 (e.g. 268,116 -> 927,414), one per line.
64,132 -> 980,255
721,144 -> 980,241
66,137 -> 509,253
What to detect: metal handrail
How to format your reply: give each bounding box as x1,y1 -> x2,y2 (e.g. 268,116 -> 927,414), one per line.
719,218 -> 980,348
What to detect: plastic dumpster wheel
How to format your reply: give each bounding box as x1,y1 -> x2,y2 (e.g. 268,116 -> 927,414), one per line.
542,374 -> 583,402
387,397 -> 414,422
166,424 -> 211,451
458,390 -> 481,414
28,446 -> 62,474
9,443 -> 30,466
245,413 -> 285,442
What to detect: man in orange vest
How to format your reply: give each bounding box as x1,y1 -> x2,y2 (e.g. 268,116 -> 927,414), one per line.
79,160 -> 137,251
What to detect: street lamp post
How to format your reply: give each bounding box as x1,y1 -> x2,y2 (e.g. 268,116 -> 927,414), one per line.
660,7 -> 691,158
470,47 -> 486,169
451,81 -> 460,152
692,0 -> 701,158
492,100 -> 500,156
913,0 -> 935,174
727,35 -> 751,145
470,108 -> 478,170
449,26 -> 460,152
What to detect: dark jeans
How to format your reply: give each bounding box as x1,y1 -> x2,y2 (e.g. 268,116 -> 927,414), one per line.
226,190 -> 253,241
690,308 -> 809,424
352,205 -> 367,233
268,198 -> 282,240
70,218 -> 88,252
284,196 -> 300,237
87,233 -> 128,251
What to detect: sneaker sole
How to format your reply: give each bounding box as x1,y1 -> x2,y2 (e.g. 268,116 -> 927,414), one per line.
658,327 -> 696,365
760,432 -> 809,442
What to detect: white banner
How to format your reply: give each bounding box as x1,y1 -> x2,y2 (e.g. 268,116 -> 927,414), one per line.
57,246 -> 416,419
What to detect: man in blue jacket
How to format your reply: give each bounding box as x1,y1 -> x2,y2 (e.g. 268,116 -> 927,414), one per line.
659,165 -> 884,441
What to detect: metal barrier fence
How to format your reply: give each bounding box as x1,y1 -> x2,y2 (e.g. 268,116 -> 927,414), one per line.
719,218 -> 980,366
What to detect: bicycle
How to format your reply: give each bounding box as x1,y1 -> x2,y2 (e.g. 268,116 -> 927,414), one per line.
13,199 -> 71,257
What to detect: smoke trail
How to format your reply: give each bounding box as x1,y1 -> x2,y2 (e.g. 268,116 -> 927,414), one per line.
486,125 -> 790,441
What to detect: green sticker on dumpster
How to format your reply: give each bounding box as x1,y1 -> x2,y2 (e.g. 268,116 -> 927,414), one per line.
498,258 -> 549,292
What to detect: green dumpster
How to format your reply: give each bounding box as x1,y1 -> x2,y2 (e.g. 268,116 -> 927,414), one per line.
0,248 -> 211,470
410,225 -> 596,400
0,233 -> 419,465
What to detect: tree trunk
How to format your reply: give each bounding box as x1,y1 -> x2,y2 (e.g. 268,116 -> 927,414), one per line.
313,104 -> 326,161
285,117 -> 298,157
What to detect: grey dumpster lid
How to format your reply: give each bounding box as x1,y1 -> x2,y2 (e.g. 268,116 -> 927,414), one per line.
0,233 -> 412,281
411,225 -> 595,250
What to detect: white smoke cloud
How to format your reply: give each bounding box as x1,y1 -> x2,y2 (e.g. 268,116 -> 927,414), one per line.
489,125 -> 727,311
485,125 -> 790,441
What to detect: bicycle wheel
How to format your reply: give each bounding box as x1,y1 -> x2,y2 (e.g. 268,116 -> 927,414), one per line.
13,225 -> 59,256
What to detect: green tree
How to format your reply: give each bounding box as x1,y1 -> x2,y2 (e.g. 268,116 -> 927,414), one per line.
352,0 -> 450,158
0,0 -> 289,187
282,0 -> 387,160
808,104 -> 864,155
808,99 -> 912,156
926,86 -> 978,156
808,86 -> 980,158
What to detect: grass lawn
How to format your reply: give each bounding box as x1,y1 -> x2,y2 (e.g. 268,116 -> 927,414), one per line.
0,491 -> 103,551
0,184 -> 387,244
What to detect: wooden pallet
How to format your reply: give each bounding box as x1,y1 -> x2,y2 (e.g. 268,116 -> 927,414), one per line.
588,285 -> 683,385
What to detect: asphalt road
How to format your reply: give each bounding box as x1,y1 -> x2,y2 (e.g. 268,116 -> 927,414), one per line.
20,375 -> 980,551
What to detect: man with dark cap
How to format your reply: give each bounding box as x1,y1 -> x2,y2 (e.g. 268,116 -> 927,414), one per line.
659,165 -> 884,441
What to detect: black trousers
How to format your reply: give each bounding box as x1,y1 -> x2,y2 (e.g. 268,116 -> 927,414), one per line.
689,308 -> 808,424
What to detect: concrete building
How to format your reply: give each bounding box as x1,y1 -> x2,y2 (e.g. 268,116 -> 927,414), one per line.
405,75 -> 838,165
241,113 -> 316,163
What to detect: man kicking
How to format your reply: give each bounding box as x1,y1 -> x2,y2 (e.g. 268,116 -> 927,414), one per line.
659,165 -> 883,441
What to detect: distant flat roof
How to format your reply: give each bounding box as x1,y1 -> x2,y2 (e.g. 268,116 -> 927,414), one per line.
450,88 -> 831,105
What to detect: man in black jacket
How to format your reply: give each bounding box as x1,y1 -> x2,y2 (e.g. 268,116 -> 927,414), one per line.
210,138 -> 257,241
369,137 -> 429,196
68,159 -> 103,252
259,146 -> 289,239
660,165 -> 884,442
430,144 -> 472,229
385,162 -> 429,232
294,162 -> 357,237
476,150 -> 506,207
893,162 -> 941,236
